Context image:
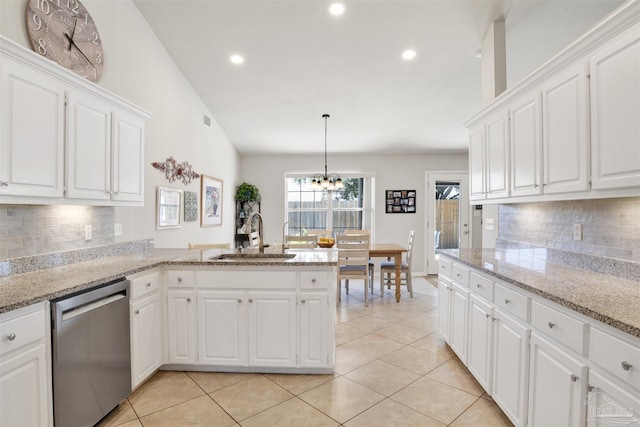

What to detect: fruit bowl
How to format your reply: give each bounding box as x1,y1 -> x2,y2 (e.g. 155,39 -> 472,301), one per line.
317,242 -> 335,248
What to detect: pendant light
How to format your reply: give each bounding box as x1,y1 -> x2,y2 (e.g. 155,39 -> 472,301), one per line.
311,114 -> 343,190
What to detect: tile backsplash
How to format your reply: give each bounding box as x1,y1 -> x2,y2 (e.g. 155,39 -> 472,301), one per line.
0,205 -> 114,260
499,197 -> 640,262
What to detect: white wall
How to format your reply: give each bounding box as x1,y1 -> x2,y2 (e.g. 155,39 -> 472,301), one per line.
241,152 -> 468,274
0,0 -> 240,248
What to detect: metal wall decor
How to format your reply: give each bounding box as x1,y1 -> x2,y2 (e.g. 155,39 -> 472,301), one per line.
184,191 -> 198,222
385,190 -> 416,213
151,156 -> 200,185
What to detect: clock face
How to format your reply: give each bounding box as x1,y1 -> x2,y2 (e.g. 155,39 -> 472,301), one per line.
26,0 -> 104,82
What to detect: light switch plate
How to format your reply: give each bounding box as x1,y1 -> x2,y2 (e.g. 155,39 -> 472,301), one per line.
84,225 -> 92,241
573,223 -> 582,241
114,223 -> 123,236
485,218 -> 495,231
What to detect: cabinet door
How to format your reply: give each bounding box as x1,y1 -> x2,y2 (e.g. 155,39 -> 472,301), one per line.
167,290 -> 196,364
197,291 -> 246,366
0,58 -> 65,198
586,369 -> 640,427
485,111 -> 510,199
449,281 -> 469,363
130,292 -> 162,388
0,344 -> 51,427
542,63 -> 589,194
467,294 -> 494,393
438,276 -> 452,341
469,124 -> 485,201
510,91 -> 543,197
299,292 -> 329,368
112,109 -> 145,202
492,308 -> 531,427
528,333 -> 587,427
66,90 -> 112,200
590,23 -> 640,190
247,292 -> 296,367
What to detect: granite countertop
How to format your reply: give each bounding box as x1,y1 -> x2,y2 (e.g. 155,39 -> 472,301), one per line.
0,248 -> 338,315
439,248 -> 640,338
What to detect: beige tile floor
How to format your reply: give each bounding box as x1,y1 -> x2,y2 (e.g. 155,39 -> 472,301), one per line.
98,276 -> 513,427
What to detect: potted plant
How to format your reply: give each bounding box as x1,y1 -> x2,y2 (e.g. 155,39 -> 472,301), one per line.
235,182 -> 261,203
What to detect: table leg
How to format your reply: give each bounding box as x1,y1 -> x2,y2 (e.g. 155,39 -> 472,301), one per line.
395,253 -> 401,303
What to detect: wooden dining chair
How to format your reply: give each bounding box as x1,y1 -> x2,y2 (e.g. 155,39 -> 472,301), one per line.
188,243 -> 230,249
336,234 -> 371,306
345,229 -> 374,285
285,234 -> 318,248
380,230 -> 415,298
306,229 -> 332,238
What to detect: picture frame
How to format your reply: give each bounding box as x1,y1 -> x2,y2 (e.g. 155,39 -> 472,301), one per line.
201,175 -> 223,227
156,187 -> 183,229
385,189 -> 416,214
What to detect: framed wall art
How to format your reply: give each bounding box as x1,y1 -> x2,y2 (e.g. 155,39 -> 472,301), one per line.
157,187 -> 183,229
183,191 -> 198,222
385,189 -> 416,213
201,175 -> 223,227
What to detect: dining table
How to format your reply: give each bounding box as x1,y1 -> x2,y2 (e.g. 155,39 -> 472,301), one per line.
369,243 -> 408,303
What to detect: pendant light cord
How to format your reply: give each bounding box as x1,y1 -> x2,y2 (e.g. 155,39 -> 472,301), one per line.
323,114 -> 329,176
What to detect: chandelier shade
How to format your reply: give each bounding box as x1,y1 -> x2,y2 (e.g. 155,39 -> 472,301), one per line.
310,114 -> 344,190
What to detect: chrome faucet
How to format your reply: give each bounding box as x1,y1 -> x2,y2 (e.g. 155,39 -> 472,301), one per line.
247,212 -> 265,253
282,220 -> 295,254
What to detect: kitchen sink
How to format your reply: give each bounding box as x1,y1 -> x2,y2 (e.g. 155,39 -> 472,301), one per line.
211,253 -> 297,261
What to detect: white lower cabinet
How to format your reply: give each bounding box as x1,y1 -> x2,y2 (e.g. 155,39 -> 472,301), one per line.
248,292 -> 296,367
167,289 -> 196,364
449,281 -> 469,363
130,292 -> 162,388
437,275 -> 452,341
0,302 -> 52,427
198,291 -> 246,366
528,333 -> 588,427
467,294 -> 494,393
585,369 -> 640,427
492,307 -> 530,427
299,292 -> 329,368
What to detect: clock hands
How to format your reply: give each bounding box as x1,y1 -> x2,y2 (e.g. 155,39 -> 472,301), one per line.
67,18 -> 78,51
64,32 -> 96,69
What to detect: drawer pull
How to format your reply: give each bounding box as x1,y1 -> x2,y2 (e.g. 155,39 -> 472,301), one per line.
504,299 -> 511,305
249,298 -> 254,303
7,333 -> 16,341
237,298 -> 243,303
476,284 -> 482,289
311,278 -> 316,284
570,374 -> 579,382
146,282 -> 151,287
186,298 -> 191,303
134,309 -> 140,315
456,273 -> 462,277
587,385 -> 595,392
177,277 -> 183,282
621,361 -> 632,371
485,314 -> 491,318
548,322 -> 556,329
301,299 -> 306,304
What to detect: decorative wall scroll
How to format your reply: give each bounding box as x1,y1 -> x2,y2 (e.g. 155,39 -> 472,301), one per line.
385,190 -> 416,213
151,156 -> 200,185
184,191 -> 198,222
201,175 -> 223,227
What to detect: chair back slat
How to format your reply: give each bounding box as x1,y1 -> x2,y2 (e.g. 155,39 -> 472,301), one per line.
285,235 -> 318,248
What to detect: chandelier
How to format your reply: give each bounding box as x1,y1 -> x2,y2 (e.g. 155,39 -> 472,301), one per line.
311,114 -> 344,190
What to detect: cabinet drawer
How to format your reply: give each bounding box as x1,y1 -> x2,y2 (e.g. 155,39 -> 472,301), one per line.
439,259 -> 452,278
469,272 -> 494,301
494,283 -> 529,322
167,270 -> 194,288
130,271 -> 161,299
197,270 -> 296,289
452,263 -> 470,287
590,327 -> 640,389
531,300 -> 587,355
300,271 -> 329,289
0,304 -> 46,356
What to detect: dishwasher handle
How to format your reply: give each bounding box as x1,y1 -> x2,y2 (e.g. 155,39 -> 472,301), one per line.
62,292 -> 126,321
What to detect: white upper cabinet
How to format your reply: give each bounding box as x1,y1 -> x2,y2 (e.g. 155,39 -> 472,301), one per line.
541,62 -> 589,195
485,111 -> 510,199
589,23 -> 640,190
0,57 -> 65,199
510,91 -> 542,197
0,36 -> 150,206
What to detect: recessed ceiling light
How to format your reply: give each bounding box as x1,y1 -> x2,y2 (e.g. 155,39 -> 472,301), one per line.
230,54 -> 244,65
401,49 -> 417,60
329,2 -> 345,16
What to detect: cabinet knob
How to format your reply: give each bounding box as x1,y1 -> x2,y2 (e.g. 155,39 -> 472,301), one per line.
249,298 -> 254,303
6,333 -> 16,341
621,361 -> 632,371
548,322 -> 556,329
476,284 -> 482,289
504,299 -> 511,305
587,385 -> 595,392
0,181 -> 8,187
186,298 -> 191,303
485,313 -> 490,318
456,273 -> 461,277
177,277 -> 183,282
570,374 -> 579,382
146,282 -> 151,287
301,299 -> 306,304
134,309 -> 139,315
237,298 -> 243,303
311,278 -> 316,284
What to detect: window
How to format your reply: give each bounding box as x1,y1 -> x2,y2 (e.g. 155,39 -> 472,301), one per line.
285,176 -> 370,236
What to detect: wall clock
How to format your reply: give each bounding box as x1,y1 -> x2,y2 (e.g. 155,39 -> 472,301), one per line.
26,0 -> 104,82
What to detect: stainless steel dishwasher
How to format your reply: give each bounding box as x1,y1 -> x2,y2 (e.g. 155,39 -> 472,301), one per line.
51,278 -> 131,427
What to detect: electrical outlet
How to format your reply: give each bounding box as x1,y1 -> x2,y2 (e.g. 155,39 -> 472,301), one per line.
114,223 -> 123,236
84,225 -> 92,241
573,223 -> 582,241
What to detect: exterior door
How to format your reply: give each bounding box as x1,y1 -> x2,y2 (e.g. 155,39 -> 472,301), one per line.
426,172 -> 470,275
